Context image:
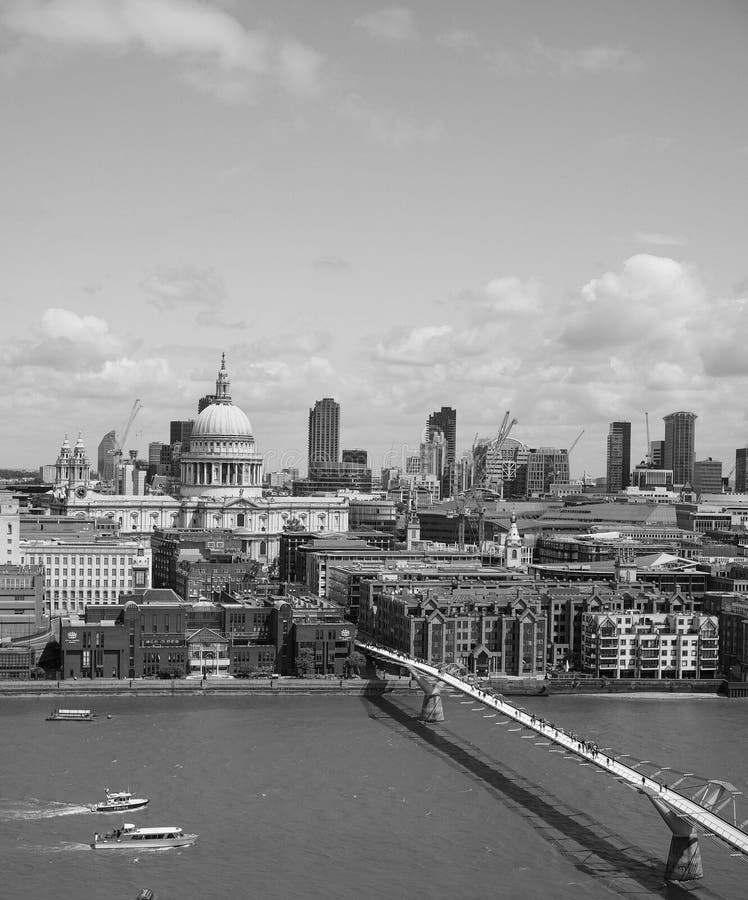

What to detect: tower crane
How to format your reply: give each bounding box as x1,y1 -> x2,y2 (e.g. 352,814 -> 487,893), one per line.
488,411 -> 518,498
108,399 -> 143,487
644,412 -> 652,466
568,430 -> 585,455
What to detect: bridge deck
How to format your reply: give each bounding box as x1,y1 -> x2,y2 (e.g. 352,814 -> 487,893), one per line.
358,642 -> 748,857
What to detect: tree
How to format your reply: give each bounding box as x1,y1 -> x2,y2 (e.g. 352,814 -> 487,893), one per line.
296,647 -> 316,678
345,650 -> 367,677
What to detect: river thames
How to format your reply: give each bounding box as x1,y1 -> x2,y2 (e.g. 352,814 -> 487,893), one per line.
1,690 -> 746,900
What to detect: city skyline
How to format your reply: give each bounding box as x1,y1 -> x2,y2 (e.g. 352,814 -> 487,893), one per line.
1,2 -> 748,475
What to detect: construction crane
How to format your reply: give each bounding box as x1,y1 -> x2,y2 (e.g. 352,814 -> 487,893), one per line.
487,411 -> 517,498
108,399 -> 143,487
644,412 -> 652,466
568,429 -> 585,455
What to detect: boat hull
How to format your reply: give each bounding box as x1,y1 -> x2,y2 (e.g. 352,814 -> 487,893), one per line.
46,716 -> 94,722
91,835 -> 197,850
91,799 -> 149,813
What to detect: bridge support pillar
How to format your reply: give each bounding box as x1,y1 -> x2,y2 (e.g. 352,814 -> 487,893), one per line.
644,793 -> 703,882
406,667 -> 444,723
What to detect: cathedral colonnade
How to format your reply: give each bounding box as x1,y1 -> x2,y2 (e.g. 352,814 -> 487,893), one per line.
181,460 -> 262,488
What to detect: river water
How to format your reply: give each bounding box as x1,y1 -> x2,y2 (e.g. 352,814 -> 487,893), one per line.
0,690 -> 746,900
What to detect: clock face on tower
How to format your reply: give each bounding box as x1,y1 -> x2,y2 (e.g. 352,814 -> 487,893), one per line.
75,486 -> 87,499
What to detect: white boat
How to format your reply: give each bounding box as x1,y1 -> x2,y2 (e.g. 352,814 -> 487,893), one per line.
91,823 -> 197,850
91,788 -> 149,813
46,708 -> 95,722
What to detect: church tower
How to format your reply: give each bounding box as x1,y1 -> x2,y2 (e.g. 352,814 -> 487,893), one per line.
54,432 -> 91,498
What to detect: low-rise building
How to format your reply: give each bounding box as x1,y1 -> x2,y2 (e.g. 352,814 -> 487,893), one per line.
58,588 -> 356,679
359,585 -> 547,677
0,564 -> 46,638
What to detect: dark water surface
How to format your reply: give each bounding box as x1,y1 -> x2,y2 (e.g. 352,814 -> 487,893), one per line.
1,691 -> 746,900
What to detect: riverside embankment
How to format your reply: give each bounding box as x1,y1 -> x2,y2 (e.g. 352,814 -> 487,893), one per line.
0,675 -> 413,698
0,674 -> 729,698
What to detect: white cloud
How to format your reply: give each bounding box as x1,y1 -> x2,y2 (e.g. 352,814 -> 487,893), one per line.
488,38 -> 645,77
481,276 -> 542,315
0,0 -> 324,102
564,254 -> 703,349
355,8 -> 417,43
342,93 -> 442,147
374,324 -> 454,366
633,231 -> 687,247
73,356 -> 173,399
529,38 -> 645,75
436,29 -> 478,52
0,307 -> 128,369
312,255 -> 350,272
141,264 -> 244,327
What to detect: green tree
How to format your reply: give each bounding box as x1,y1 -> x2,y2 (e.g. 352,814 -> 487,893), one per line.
296,647 -> 316,678
345,650 -> 367,677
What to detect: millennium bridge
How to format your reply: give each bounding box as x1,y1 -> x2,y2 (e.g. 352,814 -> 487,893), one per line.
357,640 -> 748,884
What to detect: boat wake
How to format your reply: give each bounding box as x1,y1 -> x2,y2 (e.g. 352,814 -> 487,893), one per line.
17,841 -> 91,854
0,799 -> 91,821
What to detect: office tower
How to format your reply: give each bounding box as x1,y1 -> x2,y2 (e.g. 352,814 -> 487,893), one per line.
148,442 -> 165,472
170,420 -> 194,445
98,430 -> 117,481
525,448 -> 569,496
308,398 -> 340,467
735,447 -> 748,493
692,458 -> 722,496
198,394 -> 216,413
426,406 -> 457,498
650,440 -> 665,468
663,411 -> 697,486
342,449 -> 368,466
606,421 -> 631,492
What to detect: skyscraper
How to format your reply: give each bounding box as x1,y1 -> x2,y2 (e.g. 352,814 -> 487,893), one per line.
426,406 -> 457,498
97,430 -> 117,481
663,411 -> 697,486
308,398 -> 340,468
735,447 -> 748,493
170,419 -> 194,445
650,440 -> 665,468
606,421 -> 631,492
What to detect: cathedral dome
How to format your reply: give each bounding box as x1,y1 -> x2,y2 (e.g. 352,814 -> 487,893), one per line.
180,353 -> 263,501
192,403 -> 253,439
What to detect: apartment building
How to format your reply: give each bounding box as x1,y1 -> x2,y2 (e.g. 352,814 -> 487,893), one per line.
581,609 -> 718,678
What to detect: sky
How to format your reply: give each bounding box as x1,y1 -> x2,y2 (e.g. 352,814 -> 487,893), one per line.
1,0 -> 748,478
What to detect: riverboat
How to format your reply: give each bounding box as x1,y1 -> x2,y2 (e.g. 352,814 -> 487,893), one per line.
91,823 -> 197,850
46,708 -> 95,722
91,788 -> 149,813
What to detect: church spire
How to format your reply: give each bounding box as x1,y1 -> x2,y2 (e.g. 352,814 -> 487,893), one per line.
215,352 -> 232,403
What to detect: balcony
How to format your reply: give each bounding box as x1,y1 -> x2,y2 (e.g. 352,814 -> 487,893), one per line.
598,650 -> 619,660
639,659 -> 659,669
638,649 -> 659,659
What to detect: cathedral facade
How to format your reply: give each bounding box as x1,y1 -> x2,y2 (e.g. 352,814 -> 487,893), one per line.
55,357 -> 349,561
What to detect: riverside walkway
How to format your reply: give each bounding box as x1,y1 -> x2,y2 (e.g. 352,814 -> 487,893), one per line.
357,641 -> 748,866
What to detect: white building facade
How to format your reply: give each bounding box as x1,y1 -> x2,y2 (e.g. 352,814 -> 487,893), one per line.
19,539 -> 152,615
582,610 -> 719,679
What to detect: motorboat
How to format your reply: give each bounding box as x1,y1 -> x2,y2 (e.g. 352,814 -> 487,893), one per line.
91,823 -> 197,850
91,788 -> 149,813
46,708 -> 95,722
